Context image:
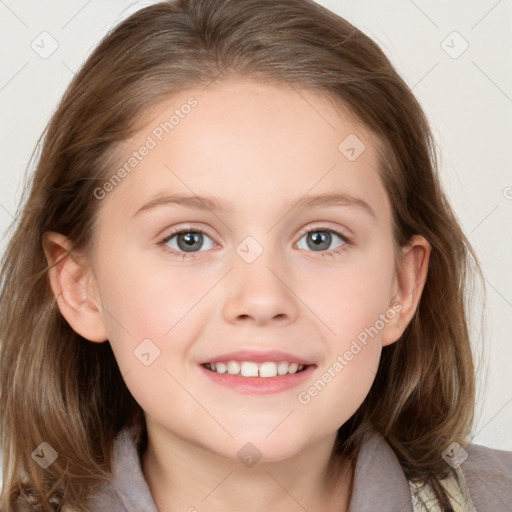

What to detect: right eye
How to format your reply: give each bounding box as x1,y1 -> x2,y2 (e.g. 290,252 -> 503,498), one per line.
160,228 -> 216,257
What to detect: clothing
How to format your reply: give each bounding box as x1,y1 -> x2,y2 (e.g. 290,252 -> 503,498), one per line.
86,422 -> 512,511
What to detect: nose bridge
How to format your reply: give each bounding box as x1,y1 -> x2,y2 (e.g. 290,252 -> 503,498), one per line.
222,235 -> 298,325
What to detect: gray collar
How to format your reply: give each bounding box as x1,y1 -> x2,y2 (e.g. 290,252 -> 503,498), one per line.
88,422 -> 413,511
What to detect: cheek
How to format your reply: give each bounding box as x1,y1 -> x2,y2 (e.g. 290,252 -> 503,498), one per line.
303,247 -> 396,346
298,267 -> 391,424
94,251 -> 208,368
299,243 -> 395,407
95,259 -> 209,423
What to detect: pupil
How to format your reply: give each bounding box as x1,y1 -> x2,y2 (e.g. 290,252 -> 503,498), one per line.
309,231 -> 330,251
178,232 -> 202,252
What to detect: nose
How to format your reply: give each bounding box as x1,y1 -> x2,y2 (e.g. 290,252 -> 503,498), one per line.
222,247 -> 299,327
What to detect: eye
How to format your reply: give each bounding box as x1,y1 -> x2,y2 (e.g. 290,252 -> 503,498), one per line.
160,227 -> 215,257
296,227 -> 349,255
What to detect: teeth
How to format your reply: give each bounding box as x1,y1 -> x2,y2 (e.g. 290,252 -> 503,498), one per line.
204,361 -> 307,377
277,361 -> 289,375
227,361 -> 240,375
240,361 -> 259,377
215,362 -> 227,374
259,362 -> 277,378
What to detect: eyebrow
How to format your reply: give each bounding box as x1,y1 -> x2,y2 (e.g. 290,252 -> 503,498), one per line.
133,192 -> 376,219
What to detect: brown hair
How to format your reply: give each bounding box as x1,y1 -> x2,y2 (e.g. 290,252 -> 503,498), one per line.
0,0 -> 486,510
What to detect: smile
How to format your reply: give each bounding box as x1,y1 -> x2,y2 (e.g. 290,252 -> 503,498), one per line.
199,361 -> 316,394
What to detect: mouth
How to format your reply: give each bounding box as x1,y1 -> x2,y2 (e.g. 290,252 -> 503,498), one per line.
202,360 -> 312,378
198,359 -> 317,394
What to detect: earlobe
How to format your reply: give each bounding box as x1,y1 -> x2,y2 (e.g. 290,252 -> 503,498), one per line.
381,235 -> 431,347
42,231 -> 108,343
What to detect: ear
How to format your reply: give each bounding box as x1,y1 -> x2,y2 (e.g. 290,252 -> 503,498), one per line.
381,235 -> 431,347
42,231 -> 108,343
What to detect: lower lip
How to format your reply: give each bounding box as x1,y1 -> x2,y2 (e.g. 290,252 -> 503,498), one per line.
198,364 -> 316,394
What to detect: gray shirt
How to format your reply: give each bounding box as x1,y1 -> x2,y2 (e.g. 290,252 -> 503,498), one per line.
86,423 -> 512,511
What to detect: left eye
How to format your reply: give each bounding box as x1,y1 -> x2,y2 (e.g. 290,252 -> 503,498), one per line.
296,229 -> 347,252
162,230 -> 215,253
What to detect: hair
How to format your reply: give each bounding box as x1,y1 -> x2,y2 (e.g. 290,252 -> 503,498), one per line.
0,0 -> 486,510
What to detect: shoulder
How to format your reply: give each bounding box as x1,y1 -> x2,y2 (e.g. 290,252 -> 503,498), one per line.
408,442 -> 512,512
461,441 -> 512,511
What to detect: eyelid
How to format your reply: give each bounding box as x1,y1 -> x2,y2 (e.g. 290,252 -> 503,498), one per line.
295,223 -> 351,243
160,224 -> 214,244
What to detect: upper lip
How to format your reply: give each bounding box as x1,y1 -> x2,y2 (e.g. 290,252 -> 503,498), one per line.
199,349 -> 316,366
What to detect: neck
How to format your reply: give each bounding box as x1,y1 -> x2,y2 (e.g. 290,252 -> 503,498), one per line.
141,420 -> 353,512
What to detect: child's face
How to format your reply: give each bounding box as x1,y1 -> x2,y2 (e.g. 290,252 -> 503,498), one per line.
85,77 -> 426,460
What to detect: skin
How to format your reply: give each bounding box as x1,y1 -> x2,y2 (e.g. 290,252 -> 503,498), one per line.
44,77 -> 431,512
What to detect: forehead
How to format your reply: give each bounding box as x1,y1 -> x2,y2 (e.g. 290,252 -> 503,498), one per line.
99,77 -> 391,225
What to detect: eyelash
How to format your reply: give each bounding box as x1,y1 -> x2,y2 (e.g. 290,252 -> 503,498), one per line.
158,225 -> 351,260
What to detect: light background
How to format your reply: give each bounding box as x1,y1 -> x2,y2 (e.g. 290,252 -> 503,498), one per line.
0,0 -> 511,460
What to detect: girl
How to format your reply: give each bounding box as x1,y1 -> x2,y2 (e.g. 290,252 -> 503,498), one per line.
1,0 -> 511,511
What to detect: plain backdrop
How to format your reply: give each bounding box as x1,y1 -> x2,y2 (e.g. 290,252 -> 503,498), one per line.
0,0 -> 511,461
